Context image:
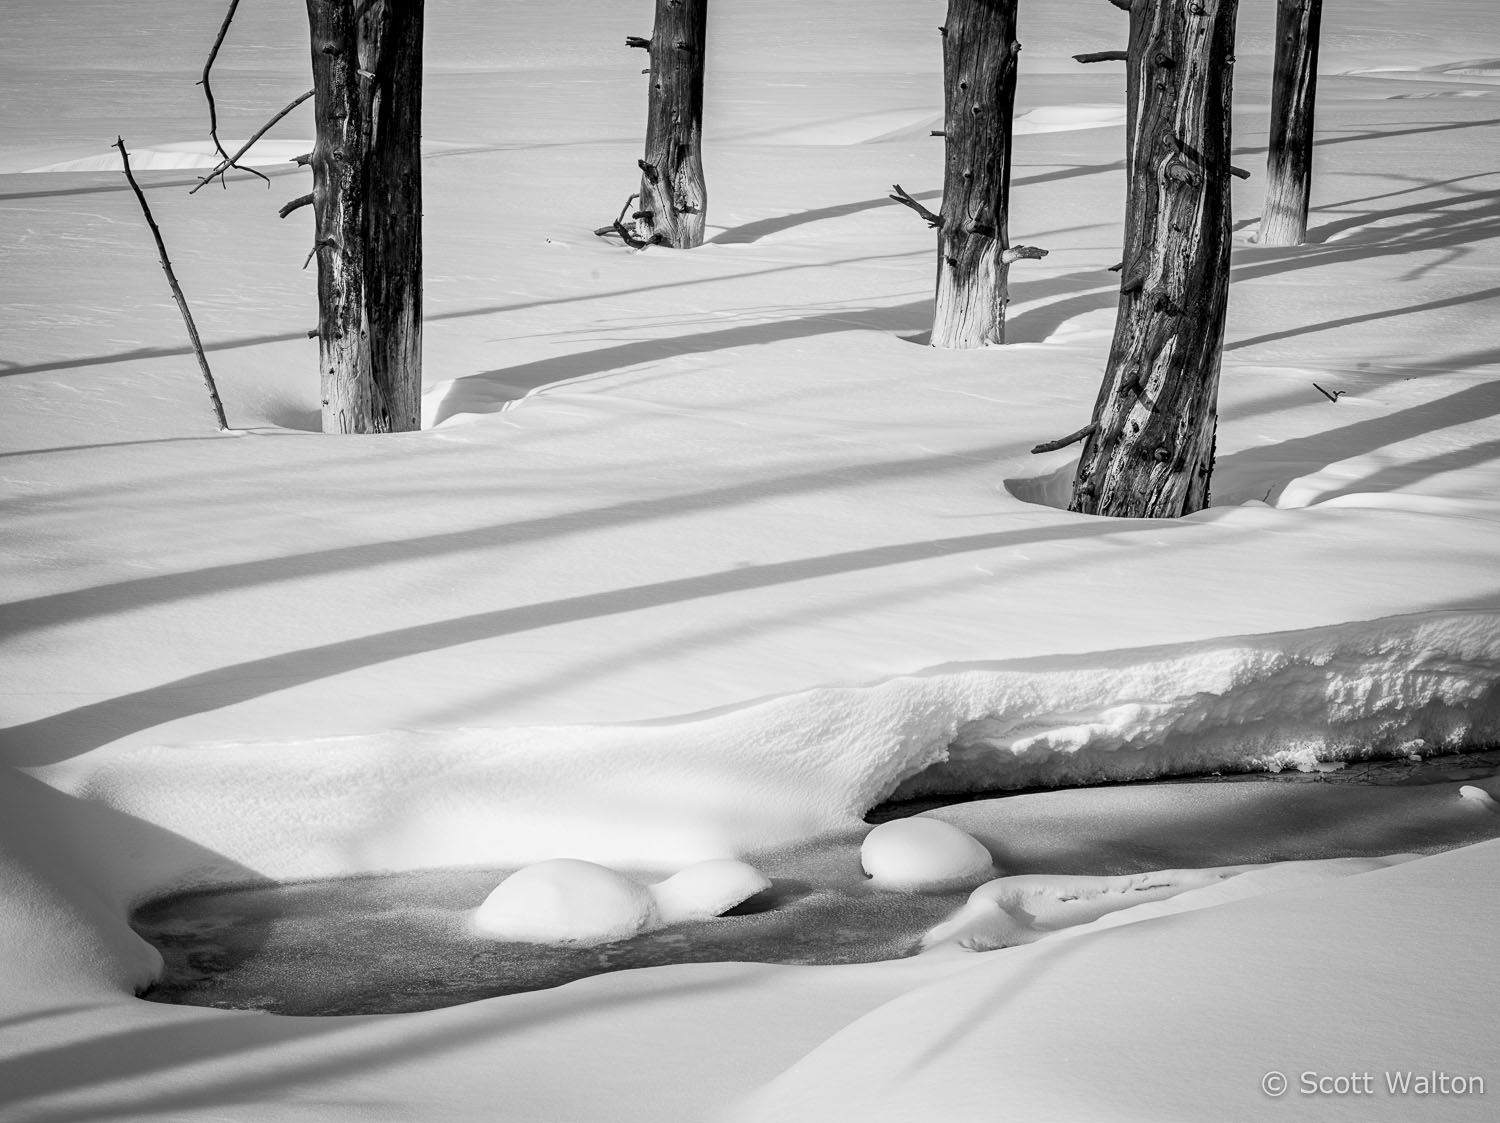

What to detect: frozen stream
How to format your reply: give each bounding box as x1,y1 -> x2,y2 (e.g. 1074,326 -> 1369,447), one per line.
132,750 -> 1500,1017
133,855 -> 966,1016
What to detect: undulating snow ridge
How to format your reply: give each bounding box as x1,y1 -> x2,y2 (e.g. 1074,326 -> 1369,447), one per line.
24,139 -> 313,174
5,1 -> 1500,1118
35,609 -> 1500,896
899,609 -> 1500,796
920,863 -> 1298,951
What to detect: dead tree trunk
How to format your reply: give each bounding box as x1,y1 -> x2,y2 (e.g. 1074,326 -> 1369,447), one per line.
929,0 -> 1045,348
630,0 -> 708,248
1068,0 -> 1239,518
1260,0 -> 1321,246
305,0 -> 423,434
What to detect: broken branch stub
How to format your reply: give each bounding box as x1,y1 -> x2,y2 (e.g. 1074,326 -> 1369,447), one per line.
889,183 -> 943,228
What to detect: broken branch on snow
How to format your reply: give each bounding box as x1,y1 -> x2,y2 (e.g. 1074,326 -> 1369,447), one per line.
115,136 -> 229,431
594,193 -> 651,249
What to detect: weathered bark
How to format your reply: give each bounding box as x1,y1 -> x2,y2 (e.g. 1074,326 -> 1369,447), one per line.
631,0 -> 707,249
305,0 -> 423,434
1260,0 -> 1321,246
931,0 -> 1031,348
1068,0 -> 1239,518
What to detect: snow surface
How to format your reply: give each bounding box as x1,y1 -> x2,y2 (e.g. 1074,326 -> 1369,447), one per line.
3,0 -> 1500,1119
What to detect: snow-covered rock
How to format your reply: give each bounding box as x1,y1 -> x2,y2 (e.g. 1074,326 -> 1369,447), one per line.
649,858 -> 771,923
860,818 -> 996,892
472,858 -> 658,945
473,857 -> 773,944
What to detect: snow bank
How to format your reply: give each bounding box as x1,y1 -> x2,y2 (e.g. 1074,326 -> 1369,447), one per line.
25,608 -> 1496,896
922,865 -> 1262,951
735,844 -> 1500,1123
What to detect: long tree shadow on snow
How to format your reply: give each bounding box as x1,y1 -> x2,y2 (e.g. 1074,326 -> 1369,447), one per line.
1,437 -> 1028,646
428,299 -> 929,424
0,250 -> 921,383
709,161 -> 1123,246
1215,376 -> 1500,503
0,517 -> 1221,766
1005,181 -> 1500,346
0,967 -> 761,1123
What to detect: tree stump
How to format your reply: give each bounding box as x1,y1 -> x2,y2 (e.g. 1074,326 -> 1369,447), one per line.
305,0 -> 423,434
1069,0 -> 1240,517
633,0 -> 708,249
931,0 -> 1026,348
1260,0 -> 1322,246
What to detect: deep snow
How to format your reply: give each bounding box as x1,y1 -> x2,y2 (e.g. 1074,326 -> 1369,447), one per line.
3,0 -> 1500,1119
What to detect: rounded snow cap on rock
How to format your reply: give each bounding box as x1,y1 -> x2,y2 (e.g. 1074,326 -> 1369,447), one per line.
860,817 -> 996,892
472,858 -> 657,945
649,859 -> 771,924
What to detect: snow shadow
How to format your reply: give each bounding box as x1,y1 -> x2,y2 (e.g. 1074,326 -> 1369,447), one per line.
0,517 -> 1223,766
710,190 -> 942,245
0,248 -> 919,386
1216,376 -> 1500,505
428,298 -> 929,424
0,966 -> 754,1122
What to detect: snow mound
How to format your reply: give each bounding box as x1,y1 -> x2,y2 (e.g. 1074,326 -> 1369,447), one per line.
472,857 -> 772,944
472,859 -> 656,945
921,866 -> 1252,951
649,859 -> 771,923
1459,784 -> 1498,811
1013,103 -> 1127,133
24,139 -> 313,174
861,817 -> 995,892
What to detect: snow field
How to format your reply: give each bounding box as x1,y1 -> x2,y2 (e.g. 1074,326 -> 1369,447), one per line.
2,0 -> 1500,1119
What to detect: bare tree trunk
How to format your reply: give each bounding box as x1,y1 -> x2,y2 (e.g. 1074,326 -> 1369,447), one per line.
632,0 -> 708,249
1068,0 -> 1239,518
305,0 -> 423,434
1260,0 -> 1321,246
931,0 -> 1035,348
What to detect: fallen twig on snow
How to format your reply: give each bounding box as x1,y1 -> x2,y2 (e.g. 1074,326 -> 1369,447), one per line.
115,136 -> 229,431
594,193 -> 651,249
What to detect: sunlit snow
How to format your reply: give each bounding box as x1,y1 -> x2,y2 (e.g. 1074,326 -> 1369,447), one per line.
3,0 -> 1499,1120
